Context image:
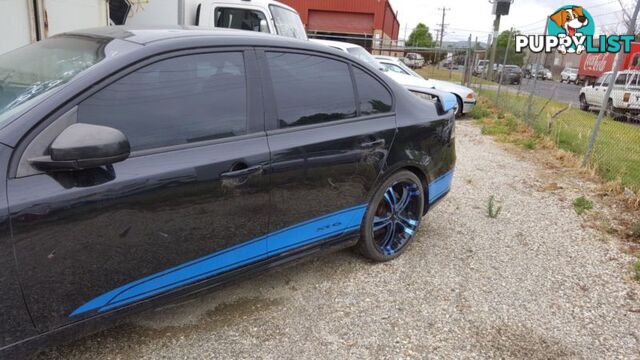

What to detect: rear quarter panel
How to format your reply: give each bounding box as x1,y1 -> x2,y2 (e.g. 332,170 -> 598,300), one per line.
385,85 -> 456,205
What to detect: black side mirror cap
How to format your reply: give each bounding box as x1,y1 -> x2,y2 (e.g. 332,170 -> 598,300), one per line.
30,123 -> 130,172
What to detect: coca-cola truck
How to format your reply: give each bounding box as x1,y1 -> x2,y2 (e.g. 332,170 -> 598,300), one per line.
578,42 -> 640,85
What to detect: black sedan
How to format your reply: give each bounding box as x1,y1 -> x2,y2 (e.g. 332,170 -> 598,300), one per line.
0,26 -> 456,356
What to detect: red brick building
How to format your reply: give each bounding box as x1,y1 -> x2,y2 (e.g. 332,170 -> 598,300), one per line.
278,0 -> 400,50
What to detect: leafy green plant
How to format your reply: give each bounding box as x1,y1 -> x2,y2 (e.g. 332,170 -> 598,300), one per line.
573,196 -> 593,215
487,195 -> 502,219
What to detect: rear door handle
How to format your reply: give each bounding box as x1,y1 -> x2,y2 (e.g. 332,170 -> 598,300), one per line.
221,164 -> 263,179
359,139 -> 385,149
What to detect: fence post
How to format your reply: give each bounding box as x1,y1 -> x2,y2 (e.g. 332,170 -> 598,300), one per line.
462,34 -> 472,86
583,0 -> 640,166
496,29 -> 512,105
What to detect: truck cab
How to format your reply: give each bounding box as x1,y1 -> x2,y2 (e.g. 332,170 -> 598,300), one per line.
123,0 -> 307,40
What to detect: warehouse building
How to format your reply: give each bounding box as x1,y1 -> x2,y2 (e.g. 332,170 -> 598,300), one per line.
278,0 -> 400,52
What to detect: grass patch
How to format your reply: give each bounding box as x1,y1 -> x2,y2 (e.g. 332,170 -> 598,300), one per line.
415,66 -> 495,86
634,259 -> 640,281
573,196 -> 594,215
477,89 -> 640,192
513,138 -> 538,150
487,195 -> 502,218
469,103 -> 491,119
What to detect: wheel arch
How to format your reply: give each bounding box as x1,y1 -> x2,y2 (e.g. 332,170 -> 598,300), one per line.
373,163 -> 430,215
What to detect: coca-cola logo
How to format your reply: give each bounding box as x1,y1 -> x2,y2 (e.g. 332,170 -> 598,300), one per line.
584,53 -> 612,72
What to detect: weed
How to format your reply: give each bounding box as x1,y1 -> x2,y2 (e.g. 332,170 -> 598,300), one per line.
630,222 -> 640,241
573,196 -> 594,215
515,138 -> 538,150
470,104 -> 491,120
487,195 -> 502,218
634,259 -> 640,281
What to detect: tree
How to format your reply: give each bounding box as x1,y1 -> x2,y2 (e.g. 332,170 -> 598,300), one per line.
495,29 -> 525,66
406,23 -> 434,48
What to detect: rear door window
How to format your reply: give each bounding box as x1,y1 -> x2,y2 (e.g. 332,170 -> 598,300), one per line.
266,52 -> 356,128
615,73 -> 628,85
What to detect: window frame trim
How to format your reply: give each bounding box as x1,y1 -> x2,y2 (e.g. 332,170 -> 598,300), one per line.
11,47 -> 262,179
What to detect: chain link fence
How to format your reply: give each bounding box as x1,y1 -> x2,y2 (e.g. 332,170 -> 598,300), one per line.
459,43 -> 640,192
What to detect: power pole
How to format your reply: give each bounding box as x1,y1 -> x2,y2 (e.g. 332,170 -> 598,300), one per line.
486,13 -> 501,82
437,7 -> 450,47
436,7 -> 450,68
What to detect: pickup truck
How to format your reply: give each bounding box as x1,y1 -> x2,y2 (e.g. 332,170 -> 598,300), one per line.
579,70 -> 640,120
120,0 -> 307,40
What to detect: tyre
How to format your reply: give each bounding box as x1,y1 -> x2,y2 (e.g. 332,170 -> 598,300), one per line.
455,96 -> 464,117
357,170 -> 425,262
606,99 -> 618,119
579,94 -> 589,111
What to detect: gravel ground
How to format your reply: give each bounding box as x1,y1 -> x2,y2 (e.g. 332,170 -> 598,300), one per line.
38,122 -> 640,359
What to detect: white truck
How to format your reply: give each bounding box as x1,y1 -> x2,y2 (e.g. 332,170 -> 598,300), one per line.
579,70 -> 640,120
1,0 -> 306,56
120,0 -> 307,40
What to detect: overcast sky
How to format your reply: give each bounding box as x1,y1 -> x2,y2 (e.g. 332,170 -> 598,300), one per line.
389,0 -> 634,44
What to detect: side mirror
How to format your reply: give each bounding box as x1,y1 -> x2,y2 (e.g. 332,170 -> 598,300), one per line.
259,19 -> 269,33
30,123 -> 130,171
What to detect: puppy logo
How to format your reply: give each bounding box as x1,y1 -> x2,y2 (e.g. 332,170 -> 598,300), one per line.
547,5 -> 594,54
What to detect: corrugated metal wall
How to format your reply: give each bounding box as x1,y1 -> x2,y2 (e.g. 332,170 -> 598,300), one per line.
279,0 -> 399,39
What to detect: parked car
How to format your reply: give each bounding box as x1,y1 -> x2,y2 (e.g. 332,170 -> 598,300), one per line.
579,70 -> 640,119
560,67 -> 578,84
123,0 -> 308,40
473,59 -> 489,76
374,55 -> 477,115
403,52 -> 425,69
494,65 -> 522,84
523,64 -> 552,80
0,26 -> 456,357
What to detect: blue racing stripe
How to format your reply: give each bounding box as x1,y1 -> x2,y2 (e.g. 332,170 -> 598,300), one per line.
428,170 -> 454,204
70,204 -> 367,317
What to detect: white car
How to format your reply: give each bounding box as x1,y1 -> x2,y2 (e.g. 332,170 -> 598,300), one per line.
560,67 -> 578,84
375,55 -> 477,115
579,70 -> 640,118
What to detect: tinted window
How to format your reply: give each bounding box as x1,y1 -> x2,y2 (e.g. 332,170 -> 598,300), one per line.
601,74 -> 611,87
353,67 -> 392,115
266,52 -> 356,128
78,52 -> 247,151
215,7 -> 267,32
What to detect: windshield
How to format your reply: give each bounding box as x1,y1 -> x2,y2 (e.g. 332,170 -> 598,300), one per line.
269,5 -> 307,40
346,46 -> 380,68
0,36 -> 108,123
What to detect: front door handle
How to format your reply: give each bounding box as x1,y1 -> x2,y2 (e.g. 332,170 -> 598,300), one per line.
359,139 -> 386,149
221,164 -> 263,179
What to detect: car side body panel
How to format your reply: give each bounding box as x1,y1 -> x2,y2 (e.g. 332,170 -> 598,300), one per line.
0,145 -> 39,350
0,28 -> 456,356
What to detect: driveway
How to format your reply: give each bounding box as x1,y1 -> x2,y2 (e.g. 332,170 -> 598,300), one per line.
38,122 -> 640,359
